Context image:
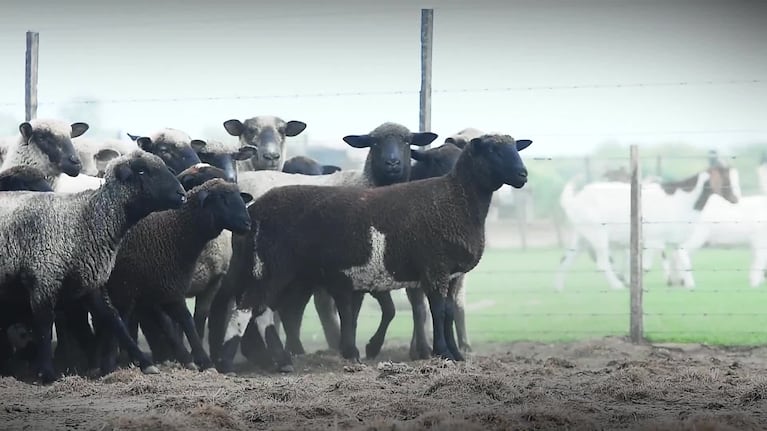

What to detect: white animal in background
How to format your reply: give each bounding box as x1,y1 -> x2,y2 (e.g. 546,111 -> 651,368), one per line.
555,161 -> 739,291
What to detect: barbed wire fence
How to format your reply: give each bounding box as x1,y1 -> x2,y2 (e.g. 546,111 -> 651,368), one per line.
7,29 -> 767,350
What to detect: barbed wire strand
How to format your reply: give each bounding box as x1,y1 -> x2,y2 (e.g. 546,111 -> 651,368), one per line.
0,79 -> 763,107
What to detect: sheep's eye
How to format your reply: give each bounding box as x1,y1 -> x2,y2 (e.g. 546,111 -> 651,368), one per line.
138,170 -> 146,175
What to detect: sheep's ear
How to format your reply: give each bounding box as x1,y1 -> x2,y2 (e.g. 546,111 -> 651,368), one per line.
515,139 -> 533,151
411,149 -> 428,162
190,139 -> 207,152
223,119 -> 244,137
285,121 -> 307,137
321,165 -> 341,174
469,137 -> 489,153
410,132 -> 438,147
136,137 -> 153,151
70,122 -> 89,138
240,192 -> 254,204
115,164 -> 133,181
94,148 -> 120,163
126,132 -> 141,141
19,122 -> 33,140
233,145 -> 257,161
343,134 -> 373,148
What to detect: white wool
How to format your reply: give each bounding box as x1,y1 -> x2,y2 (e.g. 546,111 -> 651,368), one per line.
342,227 -> 419,292
148,128 -> 191,147
224,308 -> 252,342
27,118 -> 72,138
53,172 -> 105,193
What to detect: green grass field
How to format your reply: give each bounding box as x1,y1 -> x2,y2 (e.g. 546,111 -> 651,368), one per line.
286,247 -> 767,349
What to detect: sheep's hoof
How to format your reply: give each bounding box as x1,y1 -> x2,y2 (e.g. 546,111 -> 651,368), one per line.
365,342 -> 383,359
202,367 -> 219,375
184,362 -> 199,371
141,365 -> 160,375
278,364 -> 294,373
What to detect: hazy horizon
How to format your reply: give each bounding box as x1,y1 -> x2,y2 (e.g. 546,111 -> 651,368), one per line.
0,0 -> 765,157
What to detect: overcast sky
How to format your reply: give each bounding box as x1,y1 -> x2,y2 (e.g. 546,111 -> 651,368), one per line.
0,0 -> 765,156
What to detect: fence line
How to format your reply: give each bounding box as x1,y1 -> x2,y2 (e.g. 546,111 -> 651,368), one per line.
0,78 -> 764,107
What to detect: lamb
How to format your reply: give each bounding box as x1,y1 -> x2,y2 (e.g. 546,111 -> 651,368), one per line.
208,122 -> 438,370
0,119 -> 89,182
0,149 -> 187,383
223,116 -> 307,171
555,158 -> 739,291
282,155 -> 341,175
215,134 -> 532,372
96,178 -> 252,373
0,165 -> 53,192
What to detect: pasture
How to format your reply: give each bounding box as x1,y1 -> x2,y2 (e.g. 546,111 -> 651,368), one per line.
298,246 -> 767,350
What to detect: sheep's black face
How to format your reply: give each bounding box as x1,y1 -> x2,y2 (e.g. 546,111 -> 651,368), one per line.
343,131 -> 438,186
20,122 -> 88,177
196,184 -> 253,235
223,117 -> 307,170
470,135 -> 532,189
136,136 -> 201,176
115,155 -> 187,216
177,164 -> 229,191
410,143 -> 463,181
195,146 -> 256,183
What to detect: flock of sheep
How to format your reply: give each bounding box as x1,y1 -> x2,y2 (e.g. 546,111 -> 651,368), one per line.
0,116 -> 531,384
555,150 -> 767,291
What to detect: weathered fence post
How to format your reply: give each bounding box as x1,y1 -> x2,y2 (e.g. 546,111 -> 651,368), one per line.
419,8 -> 433,146
25,31 -> 39,121
629,144 -> 644,343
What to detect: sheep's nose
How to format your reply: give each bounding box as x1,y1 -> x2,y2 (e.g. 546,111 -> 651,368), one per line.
68,155 -> 81,165
386,159 -> 401,168
263,152 -> 281,161
519,168 -> 528,178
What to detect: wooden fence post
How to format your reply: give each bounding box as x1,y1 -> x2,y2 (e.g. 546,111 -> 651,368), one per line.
629,144 -> 644,343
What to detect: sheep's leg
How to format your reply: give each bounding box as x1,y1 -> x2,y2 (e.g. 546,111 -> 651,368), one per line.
193,274 -> 224,337
425,288 -> 455,361
85,289 -> 158,376
217,307 -> 251,373
673,247 -> 696,289
59,302 -> 98,373
451,275 -> 472,353
326,285 -> 363,362
240,319 -> 273,370
161,300 -> 214,371
365,291 -> 395,359
443,286 -> 464,362
280,288 -> 313,356
207,284 -> 236,363
313,288 -> 341,351
554,232 -> 581,291
136,307 -> 177,364
256,308 -> 293,373
30,299 -> 57,384
407,287 -> 432,360
591,234 -> 625,290
144,305 -> 195,369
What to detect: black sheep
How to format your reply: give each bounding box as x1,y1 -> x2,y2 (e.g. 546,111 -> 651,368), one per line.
218,134 -> 531,369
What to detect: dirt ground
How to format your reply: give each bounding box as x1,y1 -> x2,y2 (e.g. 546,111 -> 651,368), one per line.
2,337 -> 767,431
